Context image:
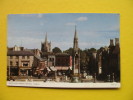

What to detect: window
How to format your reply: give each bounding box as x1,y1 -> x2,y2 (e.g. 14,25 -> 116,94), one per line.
10,61 -> 13,66
22,62 -> 29,67
27,56 -> 30,59
52,62 -> 54,66
10,56 -> 13,59
49,58 -> 54,61
16,62 -> 18,66
22,56 -> 25,59
23,63 -> 29,66
50,58 -> 52,61
52,58 -> 54,61
15,56 -> 19,59
58,59 -> 60,62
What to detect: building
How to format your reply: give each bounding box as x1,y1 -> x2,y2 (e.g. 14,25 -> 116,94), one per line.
25,49 -> 41,57
7,46 -> 46,77
42,53 -> 55,67
88,51 -> 97,75
55,53 -> 72,74
33,55 -> 47,76
41,33 -> 51,55
96,38 -> 120,81
108,38 -> 120,81
7,50 -> 34,76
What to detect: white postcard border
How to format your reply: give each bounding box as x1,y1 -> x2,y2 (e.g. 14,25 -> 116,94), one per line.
7,81 -> 120,88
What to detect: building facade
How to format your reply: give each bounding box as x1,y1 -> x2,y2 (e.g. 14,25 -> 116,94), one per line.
33,55 -> 47,76
96,38 -> 120,81
7,50 -> 34,76
55,53 -> 72,71
7,46 -> 47,77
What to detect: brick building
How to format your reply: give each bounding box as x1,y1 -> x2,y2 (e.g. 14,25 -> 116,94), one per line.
55,53 -> 72,71
7,50 -> 34,76
7,46 -> 47,77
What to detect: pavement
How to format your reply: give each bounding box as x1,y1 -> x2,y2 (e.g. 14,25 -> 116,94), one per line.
8,76 -> 106,83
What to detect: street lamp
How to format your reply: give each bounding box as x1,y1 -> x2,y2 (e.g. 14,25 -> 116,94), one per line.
8,56 -> 11,81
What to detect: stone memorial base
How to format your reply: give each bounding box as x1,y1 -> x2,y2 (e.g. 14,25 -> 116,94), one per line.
71,74 -> 81,83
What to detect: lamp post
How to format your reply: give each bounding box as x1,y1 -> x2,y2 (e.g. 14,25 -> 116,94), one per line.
30,69 -> 32,77
8,56 -> 10,80
112,73 -> 115,82
94,73 -> 96,83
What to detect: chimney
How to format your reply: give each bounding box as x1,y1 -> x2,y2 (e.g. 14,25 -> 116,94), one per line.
92,51 -> 97,59
110,39 -> 114,46
115,38 -> 119,46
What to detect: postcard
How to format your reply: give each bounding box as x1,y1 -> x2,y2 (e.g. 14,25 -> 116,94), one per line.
7,13 -> 120,88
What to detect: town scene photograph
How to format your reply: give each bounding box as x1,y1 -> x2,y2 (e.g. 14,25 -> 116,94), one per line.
7,13 -> 120,88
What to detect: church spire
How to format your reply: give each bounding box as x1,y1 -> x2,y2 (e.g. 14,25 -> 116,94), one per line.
41,32 -> 51,54
45,32 -> 48,44
74,25 -> 78,39
73,25 -> 78,50
72,26 -> 80,75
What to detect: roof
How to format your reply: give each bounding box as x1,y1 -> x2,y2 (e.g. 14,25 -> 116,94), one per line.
43,52 -> 55,55
34,55 -> 47,61
49,66 -> 57,71
25,48 -> 41,52
7,51 -> 34,56
55,53 -> 70,56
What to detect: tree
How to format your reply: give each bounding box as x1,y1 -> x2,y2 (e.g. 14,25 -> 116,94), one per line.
88,48 -> 97,53
52,47 -> 62,53
63,48 -> 73,56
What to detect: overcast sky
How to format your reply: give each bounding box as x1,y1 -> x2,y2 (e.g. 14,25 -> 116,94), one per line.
8,13 -> 120,51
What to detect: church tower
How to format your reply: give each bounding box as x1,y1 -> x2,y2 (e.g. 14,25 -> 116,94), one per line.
41,33 -> 51,53
72,26 -> 80,75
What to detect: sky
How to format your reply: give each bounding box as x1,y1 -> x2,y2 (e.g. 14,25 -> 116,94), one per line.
8,13 -> 120,51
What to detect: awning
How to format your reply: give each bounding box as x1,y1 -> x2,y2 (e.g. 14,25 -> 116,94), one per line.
54,66 -> 71,70
49,66 -> 57,71
46,67 -> 51,71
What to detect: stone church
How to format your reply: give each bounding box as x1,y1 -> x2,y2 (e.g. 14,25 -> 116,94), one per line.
41,33 -> 51,53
